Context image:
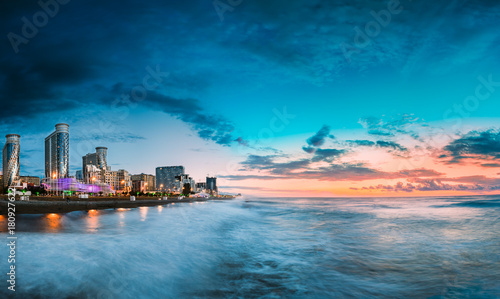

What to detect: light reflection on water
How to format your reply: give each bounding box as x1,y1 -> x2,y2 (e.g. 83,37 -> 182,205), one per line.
0,196 -> 499,298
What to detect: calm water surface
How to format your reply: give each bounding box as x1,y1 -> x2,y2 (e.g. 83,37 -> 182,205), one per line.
1,196 -> 499,298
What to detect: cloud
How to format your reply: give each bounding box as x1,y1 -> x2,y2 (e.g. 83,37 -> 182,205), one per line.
306,125 -> 333,147
442,129 -> 500,164
311,148 -> 345,162
362,175 -> 500,192
237,152 -> 444,181
348,140 -> 376,147
347,139 -> 407,152
376,141 -> 408,152
117,91 -> 238,146
358,114 -> 424,139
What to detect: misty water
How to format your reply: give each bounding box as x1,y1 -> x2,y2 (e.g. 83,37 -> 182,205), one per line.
1,196 -> 500,298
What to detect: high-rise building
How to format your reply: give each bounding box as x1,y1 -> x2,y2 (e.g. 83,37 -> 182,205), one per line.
206,177 -> 217,194
45,123 -> 69,179
3,134 -> 20,188
156,166 -> 184,192
131,173 -> 155,191
82,147 -> 108,179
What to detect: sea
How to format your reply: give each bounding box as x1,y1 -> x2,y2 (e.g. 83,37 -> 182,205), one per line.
1,196 -> 499,298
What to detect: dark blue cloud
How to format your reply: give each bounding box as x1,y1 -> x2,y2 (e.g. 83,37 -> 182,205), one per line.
306,125 -> 333,147
442,129 -> 500,164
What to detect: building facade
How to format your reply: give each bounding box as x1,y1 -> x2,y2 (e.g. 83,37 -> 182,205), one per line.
206,177 -> 218,194
156,166 -> 184,192
3,134 -> 21,188
131,173 -> 155,191
175,174 -> 195,194
82,147 -> 108,179
196,182 -> 207,193
20,176 -> 41,186
45,123 -> 70,179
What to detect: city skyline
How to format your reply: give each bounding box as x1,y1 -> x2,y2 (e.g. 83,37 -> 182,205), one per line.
1,1 -> 500,196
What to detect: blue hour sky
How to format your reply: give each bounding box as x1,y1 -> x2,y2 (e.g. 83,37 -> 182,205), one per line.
1,0 -> 500,196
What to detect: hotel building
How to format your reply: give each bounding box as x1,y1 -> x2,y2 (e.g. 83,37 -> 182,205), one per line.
2,134 -> 21,187
156,166 -> 184,192
45,123 -> 70,179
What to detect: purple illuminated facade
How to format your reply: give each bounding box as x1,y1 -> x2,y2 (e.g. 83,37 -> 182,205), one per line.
42,178 -> 115,194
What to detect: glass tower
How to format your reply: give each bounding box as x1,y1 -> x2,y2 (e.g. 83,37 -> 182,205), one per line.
2,134 -> 20,188
45,123 -> 70,179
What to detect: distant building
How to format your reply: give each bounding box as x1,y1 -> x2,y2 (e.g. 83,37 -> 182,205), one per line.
156,166 -> 184,192
84,165 -> 102,184
45,123 -> 69,179
102,169 -> 131,193
3,134 -> 21,188
196,182 -> 207,192
131,173 -> 155,191
175,174 -> 195,194
206,177 -> 217,194
20,176 -> 40,186
132,180 -> 147,193
75,170 -> 83,181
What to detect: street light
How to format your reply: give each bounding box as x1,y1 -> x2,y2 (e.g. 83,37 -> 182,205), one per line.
52,173 -> 57,196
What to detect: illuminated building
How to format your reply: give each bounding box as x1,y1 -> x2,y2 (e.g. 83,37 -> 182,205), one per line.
131,173 -> 155,191
45,123 -> 69,179
156,166 -> 184,192
2,134 -> 20,187
20,176 -> 41,186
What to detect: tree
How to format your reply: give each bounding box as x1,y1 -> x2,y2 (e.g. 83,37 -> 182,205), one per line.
182,183 -> 191,196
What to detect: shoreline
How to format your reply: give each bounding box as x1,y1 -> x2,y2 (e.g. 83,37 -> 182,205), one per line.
0,196 -> 235,215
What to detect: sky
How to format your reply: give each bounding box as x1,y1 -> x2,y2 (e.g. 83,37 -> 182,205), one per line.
1,0 -> 500,196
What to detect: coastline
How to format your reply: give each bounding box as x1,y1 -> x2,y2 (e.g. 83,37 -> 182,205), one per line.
0,196 -> 235,215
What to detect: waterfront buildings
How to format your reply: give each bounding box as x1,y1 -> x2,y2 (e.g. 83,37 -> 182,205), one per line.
156,166 -> 184,192
45,123 -> 70,179
132,180 -> 147,193
131,173 -> 155,192
82,147 -> 131,193
2,134 -> 21,187
20,176 -> 41,186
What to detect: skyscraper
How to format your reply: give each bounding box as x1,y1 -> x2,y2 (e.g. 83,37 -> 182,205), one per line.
45,123 -> 70,179
206,177 -> 217,194
3,134 -> 20,188
156,166 -> 184,192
